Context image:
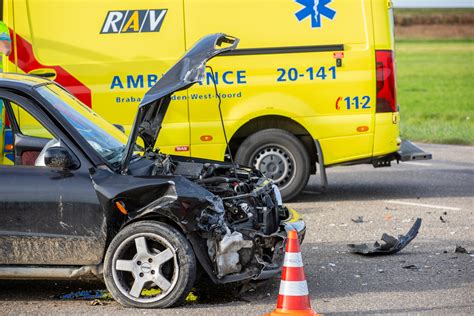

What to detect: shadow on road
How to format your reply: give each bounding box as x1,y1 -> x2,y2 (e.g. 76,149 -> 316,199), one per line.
293,166 -> 474,203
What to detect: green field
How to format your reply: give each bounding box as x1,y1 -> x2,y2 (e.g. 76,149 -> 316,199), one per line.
396,40 -> 474,145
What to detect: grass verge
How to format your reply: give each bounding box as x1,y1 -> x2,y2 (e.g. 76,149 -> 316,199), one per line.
396,39 -> 474,145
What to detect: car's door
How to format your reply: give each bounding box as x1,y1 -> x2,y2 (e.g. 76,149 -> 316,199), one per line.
0,91 -> 106,265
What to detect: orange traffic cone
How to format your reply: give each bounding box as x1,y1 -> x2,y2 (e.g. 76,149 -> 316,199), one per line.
266,230 -> 319,316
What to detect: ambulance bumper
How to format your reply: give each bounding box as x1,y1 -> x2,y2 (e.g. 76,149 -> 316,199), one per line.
396,140 -> 432,162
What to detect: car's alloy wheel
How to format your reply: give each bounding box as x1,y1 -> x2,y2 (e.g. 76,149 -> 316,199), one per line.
104,221 -> 196,308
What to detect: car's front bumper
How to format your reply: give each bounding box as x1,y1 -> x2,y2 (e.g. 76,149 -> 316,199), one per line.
254,207 -> 306,281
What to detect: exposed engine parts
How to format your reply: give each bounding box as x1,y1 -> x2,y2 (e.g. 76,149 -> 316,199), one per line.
207,229 -> 253,278
133,152 -> 289,279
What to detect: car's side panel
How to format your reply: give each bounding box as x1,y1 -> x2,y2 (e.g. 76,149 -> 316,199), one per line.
0,90 -> 107,265
0,166 -> 106,265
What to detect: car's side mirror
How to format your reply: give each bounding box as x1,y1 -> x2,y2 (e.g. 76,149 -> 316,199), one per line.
44,147 -> 80,170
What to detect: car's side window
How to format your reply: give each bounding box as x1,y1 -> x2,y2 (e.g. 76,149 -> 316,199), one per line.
2,98 -> 55,166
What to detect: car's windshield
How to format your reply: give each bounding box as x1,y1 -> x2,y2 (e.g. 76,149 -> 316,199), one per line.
35,83 -> 129,166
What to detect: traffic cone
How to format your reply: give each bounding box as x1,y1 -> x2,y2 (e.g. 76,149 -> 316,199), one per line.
266,230 -> 319,316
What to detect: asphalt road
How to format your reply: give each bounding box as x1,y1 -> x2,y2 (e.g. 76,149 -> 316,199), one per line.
0,143 -> 473,315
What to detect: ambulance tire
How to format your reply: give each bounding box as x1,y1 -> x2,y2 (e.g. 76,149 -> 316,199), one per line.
235,129 -> 310,201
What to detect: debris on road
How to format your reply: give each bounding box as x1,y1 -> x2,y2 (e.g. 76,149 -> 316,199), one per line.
89,299 -> 105,306
347,218 -> 422,256
58,290 -> 111,300
455,246 -> 470,254
58,289 -> 198,303
384,213 -> 393,221
402,264 -> 420,270
352,216 -> 365,223
440,216 -> 447,223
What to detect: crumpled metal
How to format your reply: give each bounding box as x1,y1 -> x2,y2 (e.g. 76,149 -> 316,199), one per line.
348,218 -> 422,256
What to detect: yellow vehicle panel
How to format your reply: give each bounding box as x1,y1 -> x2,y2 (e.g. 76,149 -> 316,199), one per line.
185,0 -> 377,163
7,0 -> 191,157
2,0 -> 401,199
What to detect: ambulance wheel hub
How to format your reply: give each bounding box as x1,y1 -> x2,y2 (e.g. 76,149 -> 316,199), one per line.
253,146 -> 294,188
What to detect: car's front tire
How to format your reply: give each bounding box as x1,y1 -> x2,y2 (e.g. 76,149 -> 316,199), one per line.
103,221 -> 196,308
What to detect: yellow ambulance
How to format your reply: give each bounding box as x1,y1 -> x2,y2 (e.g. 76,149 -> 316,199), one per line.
1,0 -> 430,200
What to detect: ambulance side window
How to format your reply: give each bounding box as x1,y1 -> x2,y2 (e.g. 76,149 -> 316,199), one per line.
9,102 -> 53,139
2,98 -> 55,166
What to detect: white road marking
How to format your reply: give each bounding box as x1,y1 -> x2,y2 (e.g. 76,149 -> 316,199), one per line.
404,162 -> 433,166
385,200 -> 461,211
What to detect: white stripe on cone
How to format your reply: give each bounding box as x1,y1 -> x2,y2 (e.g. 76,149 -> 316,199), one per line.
283,252 -> 304,267
279,280 -> 309,296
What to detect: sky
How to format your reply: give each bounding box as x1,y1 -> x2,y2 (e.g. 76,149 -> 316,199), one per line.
393,0 -> 474,8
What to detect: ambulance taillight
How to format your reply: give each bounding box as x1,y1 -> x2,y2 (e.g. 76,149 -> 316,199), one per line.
376,50 -> 397,113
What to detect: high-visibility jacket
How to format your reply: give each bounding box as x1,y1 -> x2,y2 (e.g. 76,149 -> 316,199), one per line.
0,21 -> 10,163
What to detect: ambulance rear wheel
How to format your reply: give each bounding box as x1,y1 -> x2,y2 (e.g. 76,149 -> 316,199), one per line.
235,129 -> 310,201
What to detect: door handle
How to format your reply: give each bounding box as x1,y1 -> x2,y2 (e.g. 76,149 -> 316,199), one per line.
28,68 -> 57,80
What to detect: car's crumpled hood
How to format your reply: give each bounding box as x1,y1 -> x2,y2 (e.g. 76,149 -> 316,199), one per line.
120,33 -> 239,173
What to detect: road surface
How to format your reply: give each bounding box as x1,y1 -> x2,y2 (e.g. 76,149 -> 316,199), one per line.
0,143 -> 472,315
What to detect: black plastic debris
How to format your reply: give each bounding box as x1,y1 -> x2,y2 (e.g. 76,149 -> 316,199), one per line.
440,216 -> 447,223
455,246 -> 470,254
351,216 -> 365,224
347,218 -> 422,256
402,264 -> 419,270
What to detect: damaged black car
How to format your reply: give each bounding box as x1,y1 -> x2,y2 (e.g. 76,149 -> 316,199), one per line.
0,34 -> 305,308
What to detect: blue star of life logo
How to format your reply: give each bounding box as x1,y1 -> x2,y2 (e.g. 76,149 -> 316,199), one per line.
295,0 -> 336,28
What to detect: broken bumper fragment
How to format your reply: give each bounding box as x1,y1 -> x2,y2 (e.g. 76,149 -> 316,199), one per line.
348,218 -> 422,256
